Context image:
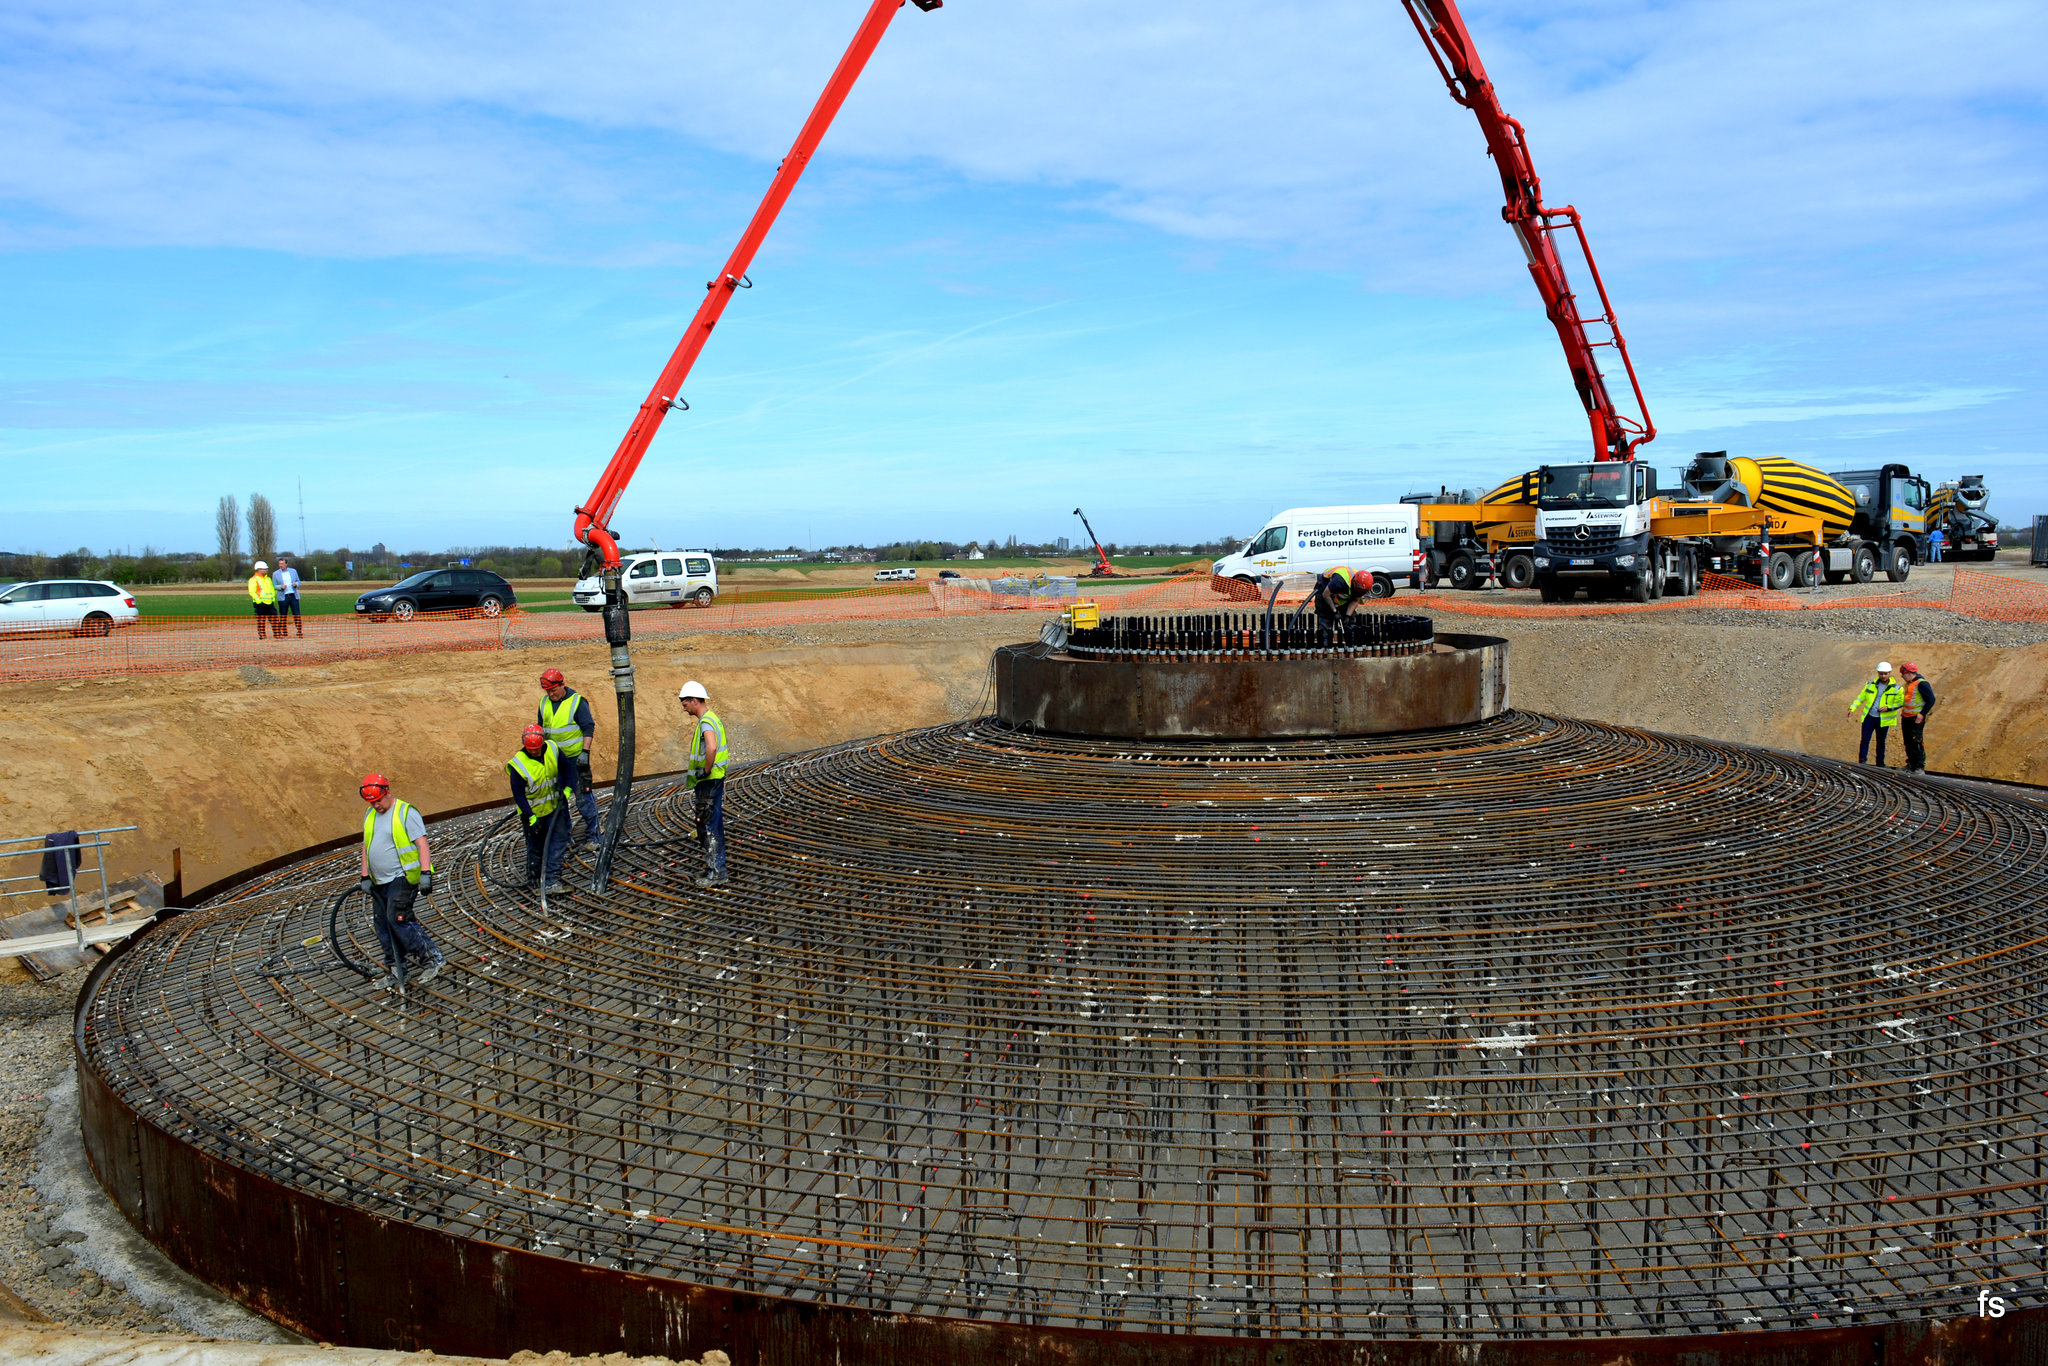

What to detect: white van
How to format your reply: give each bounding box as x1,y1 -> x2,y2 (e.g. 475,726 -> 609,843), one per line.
873,566 -> 918,582
573,551 -> 718,611
1211,504 -> 1420,593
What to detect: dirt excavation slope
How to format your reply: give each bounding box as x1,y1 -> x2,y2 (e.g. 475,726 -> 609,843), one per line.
1,610 -> 2042,894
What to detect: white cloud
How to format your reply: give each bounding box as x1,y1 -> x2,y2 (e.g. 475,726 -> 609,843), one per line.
3,0 -> 2040,283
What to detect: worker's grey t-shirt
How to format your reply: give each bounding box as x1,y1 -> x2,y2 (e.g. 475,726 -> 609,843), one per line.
366,805 -> 427,884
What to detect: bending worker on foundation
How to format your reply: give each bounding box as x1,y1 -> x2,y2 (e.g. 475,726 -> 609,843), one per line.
679,680 -> 730,889
507,723 -> 569,891
537,667 -> 601,844
1847,660 -> 1904,767
247,560 -> 278,640
1310,565 -> 1375,623
356,773 -> 445,989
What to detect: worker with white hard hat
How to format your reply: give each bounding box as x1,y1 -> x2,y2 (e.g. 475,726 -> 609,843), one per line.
1847,660 -> 1904,767
246,560 -> 279,642
678,680 -> 731,888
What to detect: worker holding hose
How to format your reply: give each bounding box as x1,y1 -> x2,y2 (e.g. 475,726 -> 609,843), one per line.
679,681 -> 730,888
507,724 -> 570,892
1311,565 -> 1374,622
537,668 -> 602,844
356,774 -> 445,989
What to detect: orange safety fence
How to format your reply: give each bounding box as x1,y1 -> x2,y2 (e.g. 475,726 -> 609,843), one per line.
0,611 -> 510,682
1946,569 -> 2048,623
11,568 -> 2041,681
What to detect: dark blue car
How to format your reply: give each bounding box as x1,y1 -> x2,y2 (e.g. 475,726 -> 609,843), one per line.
354,569 -> 517,622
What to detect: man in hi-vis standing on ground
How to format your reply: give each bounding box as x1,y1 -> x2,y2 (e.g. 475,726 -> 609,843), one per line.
679,681 -> 730,888
247,560 -> 277,640
1847,661 -> 1904,767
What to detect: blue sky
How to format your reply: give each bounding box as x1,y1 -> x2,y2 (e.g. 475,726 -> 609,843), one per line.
3,0 -> 2043,555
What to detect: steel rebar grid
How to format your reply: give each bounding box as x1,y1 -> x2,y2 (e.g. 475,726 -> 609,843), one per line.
1063,612 -> 1434,661
81,713 -> 2048,1340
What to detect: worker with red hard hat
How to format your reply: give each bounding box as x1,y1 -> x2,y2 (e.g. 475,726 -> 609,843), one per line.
537,667 -> 602,844
1311,565 -> 1375,622
355,773 -> 446,990
508,723 -> 571,891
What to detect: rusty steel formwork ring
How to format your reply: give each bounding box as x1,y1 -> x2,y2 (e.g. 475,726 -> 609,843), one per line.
77,708 -> 2048,1362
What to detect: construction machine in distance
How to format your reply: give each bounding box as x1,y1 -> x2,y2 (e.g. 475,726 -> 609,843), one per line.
1072,508 -> 1120,578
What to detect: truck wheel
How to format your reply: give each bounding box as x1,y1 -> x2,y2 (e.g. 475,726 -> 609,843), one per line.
1886,545 -> 1913,582
1501,552 -> 1536,590
1536,578 -> 1564,604
1850,546 -> 1877,584
1766,551 -> 1795,590
1626,571 -> 1652,604
1365,575 -> 1396,599
1793,552 -> 1818,589
1447,556 -> 1477,591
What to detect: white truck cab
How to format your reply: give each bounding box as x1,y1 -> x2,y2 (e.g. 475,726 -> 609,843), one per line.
1531,462 -> 1657,580
573,551 -> 718,611
1212,504 -> 1420,591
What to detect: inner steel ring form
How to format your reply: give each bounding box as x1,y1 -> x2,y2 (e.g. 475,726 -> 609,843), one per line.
1062,611 -> 1433,661
81,713 -> 2048,1341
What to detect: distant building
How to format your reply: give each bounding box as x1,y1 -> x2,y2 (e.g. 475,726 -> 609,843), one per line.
371,543 -> 388,561
1056,536 -> 1071,552
967,547 -> 986,560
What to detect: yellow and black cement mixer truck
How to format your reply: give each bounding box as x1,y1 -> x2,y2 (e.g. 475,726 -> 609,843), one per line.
1417,454 -> 1933,601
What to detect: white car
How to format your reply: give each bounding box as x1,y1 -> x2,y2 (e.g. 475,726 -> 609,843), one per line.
0,579 -> 141,635
572,551 -> 718,611
873,566 -> 918,582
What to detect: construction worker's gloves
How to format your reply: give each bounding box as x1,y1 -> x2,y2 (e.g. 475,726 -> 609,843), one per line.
419,871 -> 435,896
527,812 -> 540,827
578,755 -> 593,784
356,875 -> 374,896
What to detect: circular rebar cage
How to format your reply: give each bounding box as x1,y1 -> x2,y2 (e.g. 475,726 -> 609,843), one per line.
1063,611 -> 1433,661
81,713 -> 2048,1347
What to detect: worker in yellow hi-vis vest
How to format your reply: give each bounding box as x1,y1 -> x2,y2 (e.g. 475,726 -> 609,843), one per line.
247,561 -> 278,641
355,773 -> 445,990
679,680 -> 731,888
1846,661 -> 1905,767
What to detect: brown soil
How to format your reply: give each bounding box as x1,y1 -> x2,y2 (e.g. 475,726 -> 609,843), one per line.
2,610 -> 2040,927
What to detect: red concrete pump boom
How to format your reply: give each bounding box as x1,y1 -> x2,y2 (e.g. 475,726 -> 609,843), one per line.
1402,0 -> 1654,462
573,0 -> 942,570
574,0 -> 940,894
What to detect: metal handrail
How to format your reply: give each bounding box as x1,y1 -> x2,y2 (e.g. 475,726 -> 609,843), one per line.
1,826 -> 136,952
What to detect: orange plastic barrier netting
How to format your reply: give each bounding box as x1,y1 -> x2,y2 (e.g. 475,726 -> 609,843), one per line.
0,612 -> 509,681
1947,569 -> 2048,623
